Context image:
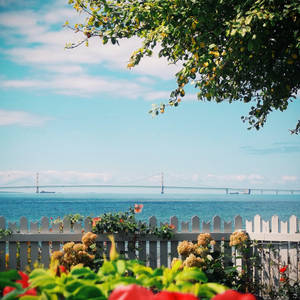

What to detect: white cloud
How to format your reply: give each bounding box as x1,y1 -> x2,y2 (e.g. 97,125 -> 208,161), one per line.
0,73 -> 171,100
281,176 -> 298,182
0,109 -> 51,126
0,6 -> 179,83
0,170 -> 113,186
205,173 -> 265,187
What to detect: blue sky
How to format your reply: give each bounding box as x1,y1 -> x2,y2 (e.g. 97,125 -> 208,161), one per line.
0,0 -> 299,191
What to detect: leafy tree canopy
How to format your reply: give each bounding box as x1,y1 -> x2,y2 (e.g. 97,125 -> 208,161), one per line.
66,0 -> 300,133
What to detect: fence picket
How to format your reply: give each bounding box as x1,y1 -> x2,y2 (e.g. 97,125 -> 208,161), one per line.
41,242 -> 50,268
280,221 -> 288,234
224,221 -> 232,233
202,221 -> 210,233
160,241 -> 168,267
149,241 -> 157,268
20,217 -> 28,233
271,216 -> 279,233
289,242 -> 298,283
63,218 -> 71,233
138,241 -> 146,262
234,216 -> 242,230
245,220 -> 252,232
170,216 -> 178,232
289,215 -> 297,233
191,216 -> 200,232
213,216 -> 221,233
181,222 -> 189,232
19,242 -> 28,271
254,215 -> 261,233
84,218 -> 92,232
41,217 -> 49,233
262,220 -> 270,233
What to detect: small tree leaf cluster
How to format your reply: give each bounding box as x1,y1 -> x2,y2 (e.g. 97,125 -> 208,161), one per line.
67,0 -> 300,133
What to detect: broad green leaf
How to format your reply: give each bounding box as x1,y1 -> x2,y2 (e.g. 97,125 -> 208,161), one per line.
175,268 -> 207,282
71,267 -> 93,277
116,260 -> 126,274
65,280 -> 84,293
0,270 -> 20,280
73,285 -> 104,299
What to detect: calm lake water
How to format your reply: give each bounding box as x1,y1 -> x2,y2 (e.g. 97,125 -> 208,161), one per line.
0,192 -> 299,226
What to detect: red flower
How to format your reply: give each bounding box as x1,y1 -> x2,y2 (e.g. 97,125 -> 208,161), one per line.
3,286 -> 15,296
212,290 -> 256,300
120,218 -> 124,223
3,271 -> 37,297
109,284 -> 153,300
280,277 -> 286,282
59,265 -> 67,274
16,271 -> 29,288
134,204 -> 144,213
22,288 -> 37,296
154,291 -> 198,300
280,266 -> 287,273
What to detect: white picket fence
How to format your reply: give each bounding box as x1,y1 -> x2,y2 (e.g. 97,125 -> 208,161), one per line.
0,214 -> 299,292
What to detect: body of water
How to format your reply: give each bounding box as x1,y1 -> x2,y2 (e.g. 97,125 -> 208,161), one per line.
0,192 -> 299,226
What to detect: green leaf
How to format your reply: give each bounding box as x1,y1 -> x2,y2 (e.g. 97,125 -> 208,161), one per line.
65,280 -> 83,293
0,280 -> 22,289
196,283 -> 228,298
116,260 -> 126,274
100,261 -> 116,274
175,268 -> 207,283
0,270 -> 20,280
30,269 -> 48,279
71,267 -> 94,278
73,285 -> 104,299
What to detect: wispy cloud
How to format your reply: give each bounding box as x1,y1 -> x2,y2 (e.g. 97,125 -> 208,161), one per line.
0,109 -> 51,126
205,173 -> 265,187
0,74 -> 168,100
281,175 -> 298,182
0,170 -> 113,186
0,5 -> 179,82
241,143 -> 300,155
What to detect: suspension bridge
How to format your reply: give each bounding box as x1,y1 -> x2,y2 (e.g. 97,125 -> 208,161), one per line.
0,173 -> 299,195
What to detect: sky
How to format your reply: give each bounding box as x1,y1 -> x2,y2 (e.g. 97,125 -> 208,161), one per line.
0,0 -> 299,192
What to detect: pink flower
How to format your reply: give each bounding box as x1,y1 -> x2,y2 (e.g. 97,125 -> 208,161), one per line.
109,284 -> 153,300
134,204 -> 144,213
108,285 -> 198,300
92,217 -> 102,227
154,291 -> 198,300
212,290 -> 256,300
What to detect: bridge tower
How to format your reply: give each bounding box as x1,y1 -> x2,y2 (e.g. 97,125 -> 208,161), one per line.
36,172 -> 40,194
161,172 -> 164,194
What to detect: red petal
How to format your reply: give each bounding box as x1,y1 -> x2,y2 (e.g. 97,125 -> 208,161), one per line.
18,271 -> 29,282
16,280 -> 29,288
24,288 -> 37,296
3,286 -> 15,296
154,291 -> 198,300
59,265 -> 67,273
109,284 -> 153,300
212,290 -> 256,300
